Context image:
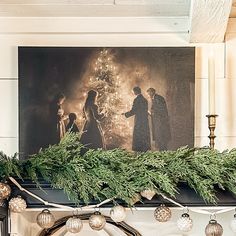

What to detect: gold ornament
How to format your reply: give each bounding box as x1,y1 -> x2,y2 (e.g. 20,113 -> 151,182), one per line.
89,211 -> 106,231
140,189 -> 156,200
110,205 -> 126,222
0,182 -> 11,202
36,209 -> 55,229
205,219 -> 223,236
130,193 -> 141,205
154,204 -> 172,222
9,196 -> 27,213
66,216 -> 83,233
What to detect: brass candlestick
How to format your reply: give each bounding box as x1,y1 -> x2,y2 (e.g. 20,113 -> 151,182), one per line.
206,115 -> 218,149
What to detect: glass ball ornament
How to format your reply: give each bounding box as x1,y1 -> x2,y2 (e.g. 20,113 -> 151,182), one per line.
36,209 -> 56,229
66,216 -> 83,233
0,182 -> 11,200
110,205 -> 126,222
230,214 -> 236,232
154,204 -> 172,222
130,193 -> 141,205
89,211 -> 106,231
205,219 -> 223,236
140,189 -> 156,200
177,213 -> 193,232
9,196 -> 27,213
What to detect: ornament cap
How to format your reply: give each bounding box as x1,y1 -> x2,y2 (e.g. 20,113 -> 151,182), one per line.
94,211 -> 101,215
42,209 -> 50,213
209,219 -> 217,224
182,213 -> 190,218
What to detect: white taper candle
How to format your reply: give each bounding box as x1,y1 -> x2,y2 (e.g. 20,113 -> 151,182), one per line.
208,51 -> 215,115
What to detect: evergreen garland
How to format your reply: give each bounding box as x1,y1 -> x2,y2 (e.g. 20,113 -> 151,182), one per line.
0,133 -> 236,205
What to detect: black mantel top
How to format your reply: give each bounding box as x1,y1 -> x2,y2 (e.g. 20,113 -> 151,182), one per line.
9,178 -> 236,208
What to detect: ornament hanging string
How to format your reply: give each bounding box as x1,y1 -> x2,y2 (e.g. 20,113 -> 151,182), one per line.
9,177 -> 113,211
160,193 -> 236,216
9,177 -> 236,216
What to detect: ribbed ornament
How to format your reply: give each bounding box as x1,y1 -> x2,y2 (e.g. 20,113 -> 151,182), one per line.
66,216 -> 83,233
205,219 -> 223,236
36,209 -> 55,229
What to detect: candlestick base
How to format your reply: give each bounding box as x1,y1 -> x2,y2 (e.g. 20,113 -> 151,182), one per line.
206,115 -> 218,149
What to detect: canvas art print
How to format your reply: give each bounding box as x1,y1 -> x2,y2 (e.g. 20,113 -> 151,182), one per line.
19,47 -> 195,159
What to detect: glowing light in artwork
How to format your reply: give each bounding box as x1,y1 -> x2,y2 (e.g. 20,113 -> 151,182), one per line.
82,48 -> 133,149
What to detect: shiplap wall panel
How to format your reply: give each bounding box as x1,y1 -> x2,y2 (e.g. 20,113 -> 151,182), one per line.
0,5 -> 189,17
0,0 -> 190,17
226,33 -> 236,79
0,80 -> 18,137
0,17 -> 235,155
0,17 -> 189,33
195,43 -> 225,79
195,78 -> 236,138
0,138 -> 18,155
0,0 -> 113,3
0,33 -> 189,78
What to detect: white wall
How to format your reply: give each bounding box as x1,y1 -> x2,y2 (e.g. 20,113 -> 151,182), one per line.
0,17 -> 236,236
0,17 -> 235,154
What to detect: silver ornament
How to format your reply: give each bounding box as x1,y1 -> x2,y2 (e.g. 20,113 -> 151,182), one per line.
110,205 -> 126,222
205,219 -> 223,236
230,214 -> 236,233
66,216 -> 83,233
140,189 -> 156,200
89,211 -> 106,231
177,213 -> 193,232
0,182 -> 11,201
154,204 -> 172,222
36,209 -> 55,229
9,196 -> 27,213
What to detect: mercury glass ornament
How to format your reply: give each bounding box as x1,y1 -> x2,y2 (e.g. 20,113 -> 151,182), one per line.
205,219 -> 223,236
140,189 -> 156,200
9,196 -> 27,213
110,205 -> 126,222
66,216 -> 83,233
230,214 -> 236,232
36,209 -> 55,229
0,182 -> 11,201
177,213 -> 193,232
89,211 -> 106,231
130,193 -> 141,205
154,204 -> 172,222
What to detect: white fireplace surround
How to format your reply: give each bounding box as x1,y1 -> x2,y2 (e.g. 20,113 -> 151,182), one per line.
9,207 -> 236,236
